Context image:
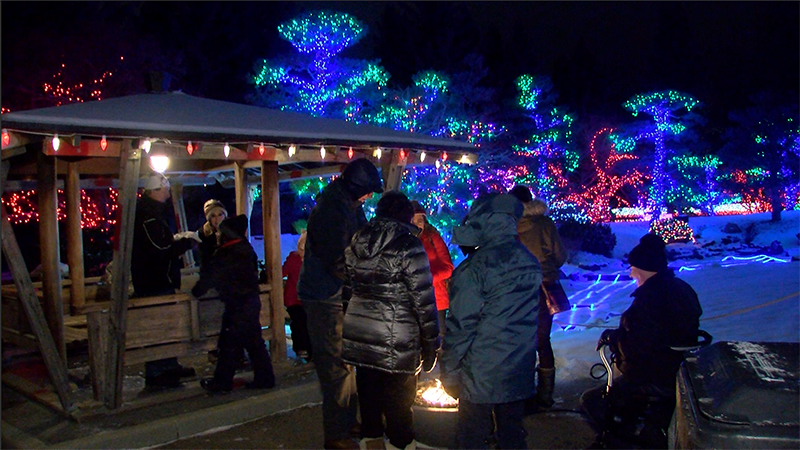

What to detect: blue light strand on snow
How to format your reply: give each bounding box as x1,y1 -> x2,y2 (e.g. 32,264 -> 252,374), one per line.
721,254 -> 790,266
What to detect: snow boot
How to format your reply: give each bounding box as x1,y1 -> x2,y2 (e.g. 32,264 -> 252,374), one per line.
385,439 -> 416,450
535,366 -> 556,408
359,437 -> 386,450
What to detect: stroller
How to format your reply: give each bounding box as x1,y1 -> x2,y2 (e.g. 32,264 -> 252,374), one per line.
580,330 -> 713,449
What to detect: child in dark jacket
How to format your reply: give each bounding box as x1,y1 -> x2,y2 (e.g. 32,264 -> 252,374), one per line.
192,214 -> 275,392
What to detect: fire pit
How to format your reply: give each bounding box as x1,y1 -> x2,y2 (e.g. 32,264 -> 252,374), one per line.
413,379 -> 459,448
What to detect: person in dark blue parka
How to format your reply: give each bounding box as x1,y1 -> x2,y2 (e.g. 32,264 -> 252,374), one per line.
440,193 -> 542,449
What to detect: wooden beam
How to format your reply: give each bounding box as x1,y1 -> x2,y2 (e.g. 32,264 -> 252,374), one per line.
382,150 -> 407,192
170,182 -> 195,268
234,161 -> 248,217
1,198 -> 75,411
65,162 -> 85,312
37,150 -> 66,362
261,161 -> 286,359
104,142 -> 141,409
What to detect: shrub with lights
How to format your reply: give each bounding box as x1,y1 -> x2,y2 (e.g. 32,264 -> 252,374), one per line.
649,217 -> 695,244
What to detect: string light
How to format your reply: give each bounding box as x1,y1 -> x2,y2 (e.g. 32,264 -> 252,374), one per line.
52,134 -> 60,151
374,147 -> 382,160
399,149 -> 406,160
142,139 -> 151,153
223,143 -> 230,158
441,152 -> 447,161
100,135 -> 107,151
419,151 -> 426,162
288,145 -> 296,158
150,155 -> 169,173
259,143 -> 265,156
186,141 -> 194,155
1,129 -> 9,147
320,146 -> 326,159
348,147 -> 354,159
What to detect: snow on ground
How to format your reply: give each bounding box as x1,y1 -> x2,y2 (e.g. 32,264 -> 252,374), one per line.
254,210 -> 800,385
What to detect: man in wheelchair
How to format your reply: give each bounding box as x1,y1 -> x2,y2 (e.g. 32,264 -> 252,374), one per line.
581,233 -> 704,449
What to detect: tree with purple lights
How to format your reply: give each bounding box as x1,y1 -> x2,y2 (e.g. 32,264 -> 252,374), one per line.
722,90 -> 800,221
247,10 -> 390,120
622,90 -> 701,217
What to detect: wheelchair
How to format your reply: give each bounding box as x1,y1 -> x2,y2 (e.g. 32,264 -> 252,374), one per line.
580,330 -> 713,449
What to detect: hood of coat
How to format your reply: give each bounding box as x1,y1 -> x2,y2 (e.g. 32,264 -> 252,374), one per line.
350,217 -> 414,260
452,193 -> 522,248
517,198 -> 549,233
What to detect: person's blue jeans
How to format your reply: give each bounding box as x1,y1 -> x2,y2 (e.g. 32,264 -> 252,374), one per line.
302,294 -> 358,441
457,398 -> 527,449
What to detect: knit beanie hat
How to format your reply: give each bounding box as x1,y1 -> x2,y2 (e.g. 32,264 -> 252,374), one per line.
508,185 -> 533,204
628,233 -> 668,272
410,200 -> 426,215
376,190 -> 414,223
219,214 -> 248,241
342,158 -> 384,200
203,199 -> 228,220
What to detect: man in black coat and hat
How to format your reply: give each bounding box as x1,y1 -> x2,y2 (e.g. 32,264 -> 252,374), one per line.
297,158 -> 384,450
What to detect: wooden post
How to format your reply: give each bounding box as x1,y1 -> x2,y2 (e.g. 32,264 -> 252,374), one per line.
381,150 -> 407,192
65,162 -> 85,312
170,182 -> 195,267
104,142 -> 141,409
2,161 -> 75,412
37,150 -> 66,362
261,161 -> 286,359
234,160 -> 249,240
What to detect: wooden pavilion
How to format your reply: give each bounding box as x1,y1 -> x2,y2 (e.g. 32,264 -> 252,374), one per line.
0,90 -> 477,413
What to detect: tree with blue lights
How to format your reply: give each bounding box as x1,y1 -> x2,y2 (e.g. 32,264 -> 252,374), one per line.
247,10 -> 390,120
622,90 -> 702,218
722,90 -> 800,221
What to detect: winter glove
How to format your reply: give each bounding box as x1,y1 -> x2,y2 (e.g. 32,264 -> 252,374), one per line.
174,230 -> 202,243
422,352 -> 437,373
596,328 -> 615,351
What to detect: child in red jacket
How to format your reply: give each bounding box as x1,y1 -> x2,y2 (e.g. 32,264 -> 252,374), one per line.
283,231 -> 312,361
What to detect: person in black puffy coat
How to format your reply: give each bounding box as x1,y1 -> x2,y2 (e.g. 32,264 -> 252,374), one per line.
192,214 -> 275,393
342,190 -> 439,450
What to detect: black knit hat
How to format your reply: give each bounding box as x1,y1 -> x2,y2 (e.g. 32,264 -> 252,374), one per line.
219,214 -> 249,240
342,158 -> 384,200
410,200 -> 426,215
509,185 -> 533,203
628,233 -> 668,272
376,190 -> 414,223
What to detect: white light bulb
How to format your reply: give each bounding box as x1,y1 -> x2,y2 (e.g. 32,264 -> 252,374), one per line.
320,146 -> 326,159
288,145 -> 296,158
150,155 -> 169,173
374,147 -> 382,159
420,151 -> 426,162
52,134 -> 60,151
142,139 -> 151,153
223,143 -> 230,158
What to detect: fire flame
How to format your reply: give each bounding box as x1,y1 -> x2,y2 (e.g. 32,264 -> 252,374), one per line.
419,379 -> 458,408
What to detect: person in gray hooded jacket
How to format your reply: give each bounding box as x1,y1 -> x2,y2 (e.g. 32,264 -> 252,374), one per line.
440,193 -> 542,449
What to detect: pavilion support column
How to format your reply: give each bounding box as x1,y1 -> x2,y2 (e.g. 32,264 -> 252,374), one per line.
65,162 -> 85,313
234,161 -> 249,239
381,150 -> 408,193
170,182 -> 195,267
37,150 -> 66,362
261,161 -> 286,359
104,143 -> 141,409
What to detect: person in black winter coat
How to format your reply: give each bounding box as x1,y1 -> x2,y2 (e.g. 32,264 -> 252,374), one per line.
342,191 -> 440,450
192,214 -> 275,393
131,173 -> 200,388
590,233 -> 702,447
296,158 -> 384,450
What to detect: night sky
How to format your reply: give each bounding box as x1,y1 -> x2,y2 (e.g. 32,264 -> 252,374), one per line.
2,1 -> 798,129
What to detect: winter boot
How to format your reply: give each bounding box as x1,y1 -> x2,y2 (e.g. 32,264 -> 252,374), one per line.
359,437 -> 386,450
385,439 -> 416,450
535,366 -> 556,408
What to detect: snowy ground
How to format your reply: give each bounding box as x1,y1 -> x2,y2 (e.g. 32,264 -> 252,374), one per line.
253,210 -> 800,387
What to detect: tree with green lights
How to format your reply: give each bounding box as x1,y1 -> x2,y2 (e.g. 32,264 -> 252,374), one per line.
503,74 -> 577,203
622,90 -> 703,216
247,10 -> 390,120
722,90 -> 800,221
